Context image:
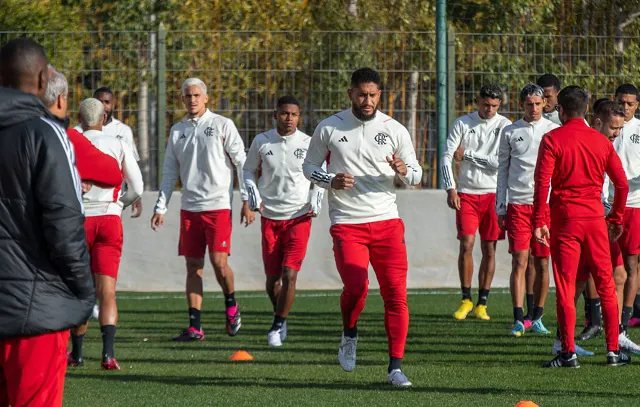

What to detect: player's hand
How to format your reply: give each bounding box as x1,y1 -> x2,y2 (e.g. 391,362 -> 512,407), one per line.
259,202 -> 264,214
151,213 -> 164,231
447,189 -> 461,210
454,146 -> 465,161
81,182 -> 93,194
241,201 -> 255,227
306,203 -> 318,218
534,225 -> 550,247
131,198 -> 143,218
386,156 -> 407,176
331,173 -> 355,190
608,222 -> 623,243
498,214 -> 506,231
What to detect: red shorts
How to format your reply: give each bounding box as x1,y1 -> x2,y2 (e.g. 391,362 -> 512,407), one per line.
262,216 -> 312,275
506,204 -> 550,258
0,330 -> 69,407
618,207 -> 640,255
577,240 -> 623,281
456,192 -> 505,241
179,209 -> 232,257
84,215 -> 123,279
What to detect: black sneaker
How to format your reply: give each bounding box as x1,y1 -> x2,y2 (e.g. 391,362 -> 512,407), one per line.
67,351 -> 84,367
542,353 -> 580,368
606,351 -> 631,366
226,305 -> 242,337
576,325 -> 602,341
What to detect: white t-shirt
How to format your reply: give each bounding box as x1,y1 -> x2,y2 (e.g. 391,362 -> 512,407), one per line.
608,117 -> 640,208
75,117 -> 139,161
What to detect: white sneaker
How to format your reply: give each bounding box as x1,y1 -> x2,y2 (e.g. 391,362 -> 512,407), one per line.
267,329 -> 282,347
91,304 -> 100,320
618,331 -> 640,354
387,369 -> 412,387
338,333 -> 357,372
552,338 -> 594,356
280,320 -> 287,342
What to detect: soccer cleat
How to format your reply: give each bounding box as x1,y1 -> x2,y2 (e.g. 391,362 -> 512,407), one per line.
523,319 -> 533,330
66,351 -> 84,367
267,329 -> 283,347
606,350 -> 631,366
387,369 -> 412,387
629,317 -> 640,328
531,319 -> 550,335
280,320 -> 287,342
618,331 -> 640,354
575,324 -> 602,341
338,333 -> 358,372
474,304 -> 491,320
552,338 -> 594,356
510,320 -> 525,337
542,353 -> 580,368
172,326 -> 205,341
226,305 -> 242,337
453,299 -> 474,320
101,356 -> 121,371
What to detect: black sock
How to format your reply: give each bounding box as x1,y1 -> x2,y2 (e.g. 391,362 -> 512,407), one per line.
344,326 -> 357,338
634,294 -> 640,318
477,289 -> 490,306
388,357 -> 402,373
189,307 -> 201,330
100,325 -> 116,360
461,287 -> 471,301
584,296 -> 591,326
271,315 -> 286,332
525,294 -> 534,319
225,292 -> 237,308
532,306 -> 544,321
513,307 -> 524,323
622,306 -> 633,329
588,298 -> 602,326
71,333 -> 85,360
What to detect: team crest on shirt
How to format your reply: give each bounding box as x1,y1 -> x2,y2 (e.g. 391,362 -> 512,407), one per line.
631,134 -> 640,144
294,148 -> 306,159
374,133 -> 388,145
204,127 -> 215,137
494,128 -> 502,137
116,135 -> 123,140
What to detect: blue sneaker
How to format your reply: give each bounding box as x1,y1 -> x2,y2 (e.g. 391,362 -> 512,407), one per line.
510,320 -> 525,337
531,319 -> 550,335
552,339 -> 595,356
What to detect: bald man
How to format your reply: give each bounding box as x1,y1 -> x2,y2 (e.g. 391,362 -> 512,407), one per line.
0,38 -> 95,406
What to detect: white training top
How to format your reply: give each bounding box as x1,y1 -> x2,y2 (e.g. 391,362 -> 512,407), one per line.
542,109 -> 561,126
81,129 -> 144,217
441,111 -> 512,194
303,109 -> 422,225
154,109 -> 247,214
495,117 -> 559,215
244,128 -> 324,220
608,117 -> 640,208
75,117 -> 140,161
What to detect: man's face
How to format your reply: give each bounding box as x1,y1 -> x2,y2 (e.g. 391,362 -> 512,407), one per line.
275,104 -> 300,135
616,93 -> 638,122
477,97 -> 501,120
522,95 -> 546,122
542,86 -> 558,113
348,82 -> 381,121
95,91 -> 114,119
595,115 -> 625,141
182,85 -> 208,117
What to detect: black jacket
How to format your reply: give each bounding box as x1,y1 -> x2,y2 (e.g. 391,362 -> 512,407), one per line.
0,87 -> 95,338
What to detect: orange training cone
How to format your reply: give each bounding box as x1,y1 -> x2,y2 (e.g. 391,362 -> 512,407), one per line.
515,402 -> 539,407
230,350 -> 254,361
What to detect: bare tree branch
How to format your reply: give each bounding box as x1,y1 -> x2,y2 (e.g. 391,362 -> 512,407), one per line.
620,10 -> 640,29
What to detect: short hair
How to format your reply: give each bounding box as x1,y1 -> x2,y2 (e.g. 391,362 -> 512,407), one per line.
0,37 -> 48,88
592,97 -> 611,115
558,86 -> 588,116
520,83 -> 544,102
43,65 -> 68,107
79,98 -> 105,128
276,95 -> 300,109
93,87 -> 113,97
537,74 -> 561,91
182,78 -> 207,96
615,84 -> 639,98
479,84 -> 503,101
350,68 -> 382,88
596,100 -> 626,123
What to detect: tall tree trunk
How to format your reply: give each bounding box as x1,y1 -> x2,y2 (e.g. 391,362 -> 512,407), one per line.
345,0 -> 358,20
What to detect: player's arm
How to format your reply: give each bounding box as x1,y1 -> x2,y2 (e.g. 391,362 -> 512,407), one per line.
152,134 -> 179,230
602,174 -> 612,216
243,136 -> 263,212
67,129 -> 123,187
390,126 -> 423,186
222,120 -> 249,203
119,142 -> 144,208
495,129 -> 511,218
308,162 -> 327,216
605,146 -> 629,226
123,125 -> 141,161
533,135 -> 555,230
303,125 -> 336,189
441,120 -> 462,191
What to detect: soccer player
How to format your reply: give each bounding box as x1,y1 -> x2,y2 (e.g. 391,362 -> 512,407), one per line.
303,67 -> 422,386
441,84 -> 511,321
537,74 -> 562,126
534,86 -> 630,368
244,96 -> 324,346
496,84 -> 558,337
151,78 -> 251,340
67,98 -> 144,370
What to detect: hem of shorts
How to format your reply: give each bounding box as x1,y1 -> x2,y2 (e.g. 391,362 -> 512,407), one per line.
329,214 -> 398,225
262,211 -> 310,221
180,205 -> 231,213
458,188 -> 496,195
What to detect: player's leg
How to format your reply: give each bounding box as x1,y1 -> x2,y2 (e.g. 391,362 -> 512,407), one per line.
524,256 -> 535,324
454,193 -> 479,319
95,274 -> 120,370
330,223 -> 370,372
531,255 -> 551,334
506,204 -> 532,335
617,208 -> 640,352
370,218 -> 411,386
475,193 -> 503,320
262,217 -> 283,310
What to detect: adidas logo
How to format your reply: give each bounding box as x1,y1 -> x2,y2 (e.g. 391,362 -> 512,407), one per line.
469,129 -> 476,134
338,136 -> 348,142
265,151 -> 274,156
179,134 -> 186,139
516,136 -> 524,142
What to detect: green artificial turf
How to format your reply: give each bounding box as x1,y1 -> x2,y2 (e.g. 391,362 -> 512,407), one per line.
63,289 -> 639,407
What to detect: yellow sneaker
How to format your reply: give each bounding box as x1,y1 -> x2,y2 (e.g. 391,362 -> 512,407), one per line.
453,299 -> 474,320
474,304 -> 491,320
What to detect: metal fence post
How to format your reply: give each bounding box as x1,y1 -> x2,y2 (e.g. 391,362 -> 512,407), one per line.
447,25 -> 455,132
156,23 -> 166,189
436,0 -> 447,189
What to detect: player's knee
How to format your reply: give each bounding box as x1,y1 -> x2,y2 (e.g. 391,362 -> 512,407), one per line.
210,253 -> 228,272
185,257 -> 205,272
481,241 -> 496,257
344,281 -> 368,297
460,239 -> 474,255
512,254 -> 528,272
614,267 -> 627,287
281,268 -> 298,286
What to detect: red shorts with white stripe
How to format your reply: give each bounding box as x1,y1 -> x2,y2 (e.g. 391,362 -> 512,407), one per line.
179,209 -> 232,257
84,215 -> 123,279
261,215 -> 312,275
456,192 -> 505,241
505,203 -> 550,258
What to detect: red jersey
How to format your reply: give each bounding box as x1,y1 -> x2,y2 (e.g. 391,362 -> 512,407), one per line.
533,118 -> 629,227
66,128 -> 122,187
